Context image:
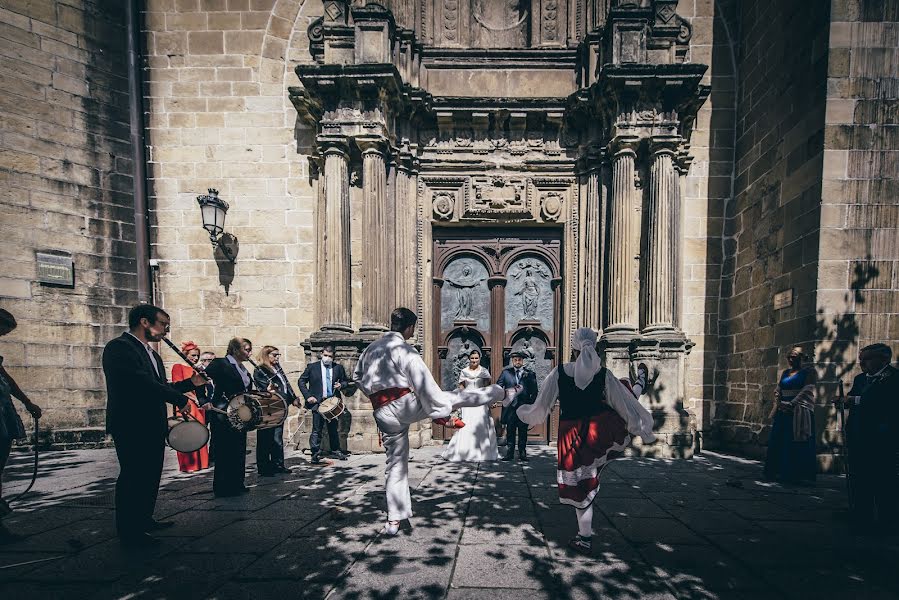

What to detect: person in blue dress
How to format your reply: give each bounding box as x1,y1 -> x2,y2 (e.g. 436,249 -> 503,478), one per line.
764,346 -> 817,484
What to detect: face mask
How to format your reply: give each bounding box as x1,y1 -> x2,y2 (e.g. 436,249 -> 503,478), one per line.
321,356 -> 333,366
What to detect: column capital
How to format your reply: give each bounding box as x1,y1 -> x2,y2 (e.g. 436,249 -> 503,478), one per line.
487,275 -> 507,288
356,136 -> 389,156
608,135 -> 640,157
318,136 -> 350,157
649,135 -> 681,156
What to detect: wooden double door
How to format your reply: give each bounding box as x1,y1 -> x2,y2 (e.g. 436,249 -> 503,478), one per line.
431,229 -> 562,443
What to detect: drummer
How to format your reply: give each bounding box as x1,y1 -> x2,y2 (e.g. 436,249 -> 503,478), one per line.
204,338 -> 254,497
298,346 -> 349,464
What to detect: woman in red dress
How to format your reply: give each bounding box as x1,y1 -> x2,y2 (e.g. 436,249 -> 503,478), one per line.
170,341 -> 210,473
516,328 -> 656,555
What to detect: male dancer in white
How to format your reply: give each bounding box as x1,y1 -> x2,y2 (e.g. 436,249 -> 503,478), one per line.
354,307 -> 504,535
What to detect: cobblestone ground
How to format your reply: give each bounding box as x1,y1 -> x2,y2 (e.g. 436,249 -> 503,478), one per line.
1,445 -> 897,600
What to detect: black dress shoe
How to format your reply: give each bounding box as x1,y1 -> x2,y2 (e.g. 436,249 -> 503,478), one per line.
119,532 -> 160,548
311,454 -> 321,464
501,452 -> 514,462
144,520 -> 175,531
331,451 -> 348,461
258,471 -> 275,477
519,452 -> 529,462
274,466 -> 292,474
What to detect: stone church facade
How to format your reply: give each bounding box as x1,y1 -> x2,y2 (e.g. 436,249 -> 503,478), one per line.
0,0 -> 897,469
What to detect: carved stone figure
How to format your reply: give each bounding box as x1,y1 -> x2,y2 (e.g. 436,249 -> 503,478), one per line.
472,0 -> 530,48
445,264 -> 486,319
519,338 -> 537,372
515,268 -> 540,318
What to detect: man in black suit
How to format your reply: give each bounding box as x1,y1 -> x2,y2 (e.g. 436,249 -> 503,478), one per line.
102,304 -> 206,546
843,343 -> 899,533
298,345 -> 348,463
496,351 -> 539,462
203,338 -> 254,496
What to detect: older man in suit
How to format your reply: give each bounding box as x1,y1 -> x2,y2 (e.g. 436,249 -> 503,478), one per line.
204,338 -> 254,497
298,345 -> 349,463
843,343 -> 899,533
102,304 -> 206,546
497,350 -> 539,462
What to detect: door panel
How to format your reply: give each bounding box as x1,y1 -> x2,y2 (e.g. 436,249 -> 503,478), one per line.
432,229 -> 562,443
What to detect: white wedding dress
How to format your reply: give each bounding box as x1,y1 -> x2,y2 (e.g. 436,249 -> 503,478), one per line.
441,366 -> 499,462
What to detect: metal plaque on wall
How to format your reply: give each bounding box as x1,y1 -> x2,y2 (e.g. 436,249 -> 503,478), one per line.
36,252 -> 74,287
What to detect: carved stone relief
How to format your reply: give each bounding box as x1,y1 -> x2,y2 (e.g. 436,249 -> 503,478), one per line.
540,191 -> 564,222
505,255 -> 553,332
422,176 -> 468,222
465,176 -> 530,219
433,191 -> 455,220
528,177 -> 574,223
510,334 -> 551,385
440,256 -> 490,332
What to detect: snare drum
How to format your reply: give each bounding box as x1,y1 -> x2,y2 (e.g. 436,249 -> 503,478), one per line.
226,390 -> 288,432
167,417 -> 210,453
318,395 -> 346,422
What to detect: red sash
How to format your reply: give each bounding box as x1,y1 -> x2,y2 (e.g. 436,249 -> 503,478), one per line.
369,387 -> 412,411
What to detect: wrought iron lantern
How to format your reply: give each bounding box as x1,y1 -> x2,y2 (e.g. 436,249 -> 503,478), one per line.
196,188 -> 235,262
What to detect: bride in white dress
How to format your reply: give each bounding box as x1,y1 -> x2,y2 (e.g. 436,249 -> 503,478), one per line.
441,349 -> 499,461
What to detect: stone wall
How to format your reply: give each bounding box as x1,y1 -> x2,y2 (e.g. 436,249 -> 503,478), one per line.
143,0 -> 329,448
710,0 -> 832,456
0,0 -> 135,446
143,0 -> 319,383
679,0 -> 738,440
817,0 -> 899,457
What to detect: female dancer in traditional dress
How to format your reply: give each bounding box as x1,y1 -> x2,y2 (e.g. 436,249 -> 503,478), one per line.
517,327 -> 655,555
441,350 -> 499,461
170,341 -> 210,473
764,346 -> 816,484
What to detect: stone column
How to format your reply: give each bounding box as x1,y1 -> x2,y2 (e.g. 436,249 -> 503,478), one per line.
578,149 -> 603,331
394,153 -> 418,311
604,137 -> 639,336
643,138 -> 680,334
317,138 -> 352,332
359,138 -> 391,332
488,276 -> 507,365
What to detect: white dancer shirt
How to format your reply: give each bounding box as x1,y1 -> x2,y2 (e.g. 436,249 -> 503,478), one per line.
354,331 -> 502,522
441,367 -> 498,462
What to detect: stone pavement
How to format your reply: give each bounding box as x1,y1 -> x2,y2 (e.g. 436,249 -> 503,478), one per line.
1,445 -> 897,600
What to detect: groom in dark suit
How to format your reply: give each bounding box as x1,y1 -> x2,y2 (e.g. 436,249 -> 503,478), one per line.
497,351 -> 538,462
102,304 -> 206,546
298,345 -> 348,463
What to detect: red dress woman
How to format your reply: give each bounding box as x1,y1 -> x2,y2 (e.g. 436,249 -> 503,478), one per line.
170,341 -> 210,473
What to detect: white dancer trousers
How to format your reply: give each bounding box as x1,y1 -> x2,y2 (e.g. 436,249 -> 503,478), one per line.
375,387 -> 500,521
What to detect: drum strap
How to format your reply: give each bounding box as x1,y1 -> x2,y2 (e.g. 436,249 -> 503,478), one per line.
369,387 -> 412,411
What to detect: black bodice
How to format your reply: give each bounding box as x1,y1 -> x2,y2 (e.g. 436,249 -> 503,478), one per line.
557,366 -> 610,421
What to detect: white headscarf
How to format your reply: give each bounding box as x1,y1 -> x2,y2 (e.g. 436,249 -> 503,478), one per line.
572,327 -> 602,390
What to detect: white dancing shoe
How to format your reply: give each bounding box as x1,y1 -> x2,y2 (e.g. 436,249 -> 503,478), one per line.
382,520 -> 400,536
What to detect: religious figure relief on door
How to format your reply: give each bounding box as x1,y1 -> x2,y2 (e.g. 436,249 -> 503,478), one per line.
440,257 -> 490,331
505,256 -> 553,331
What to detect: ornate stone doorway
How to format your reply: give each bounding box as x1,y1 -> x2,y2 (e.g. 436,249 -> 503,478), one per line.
430,229 -> 562,443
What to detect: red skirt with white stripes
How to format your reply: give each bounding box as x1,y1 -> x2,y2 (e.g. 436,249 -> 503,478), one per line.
557,409 -> 630,508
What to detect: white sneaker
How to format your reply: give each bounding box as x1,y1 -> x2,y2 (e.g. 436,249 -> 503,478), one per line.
383,520 -> 400,536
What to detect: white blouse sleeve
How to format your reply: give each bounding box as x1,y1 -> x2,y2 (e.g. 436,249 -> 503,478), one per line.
517,366 -> 559,425
604,370 -> 657,444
